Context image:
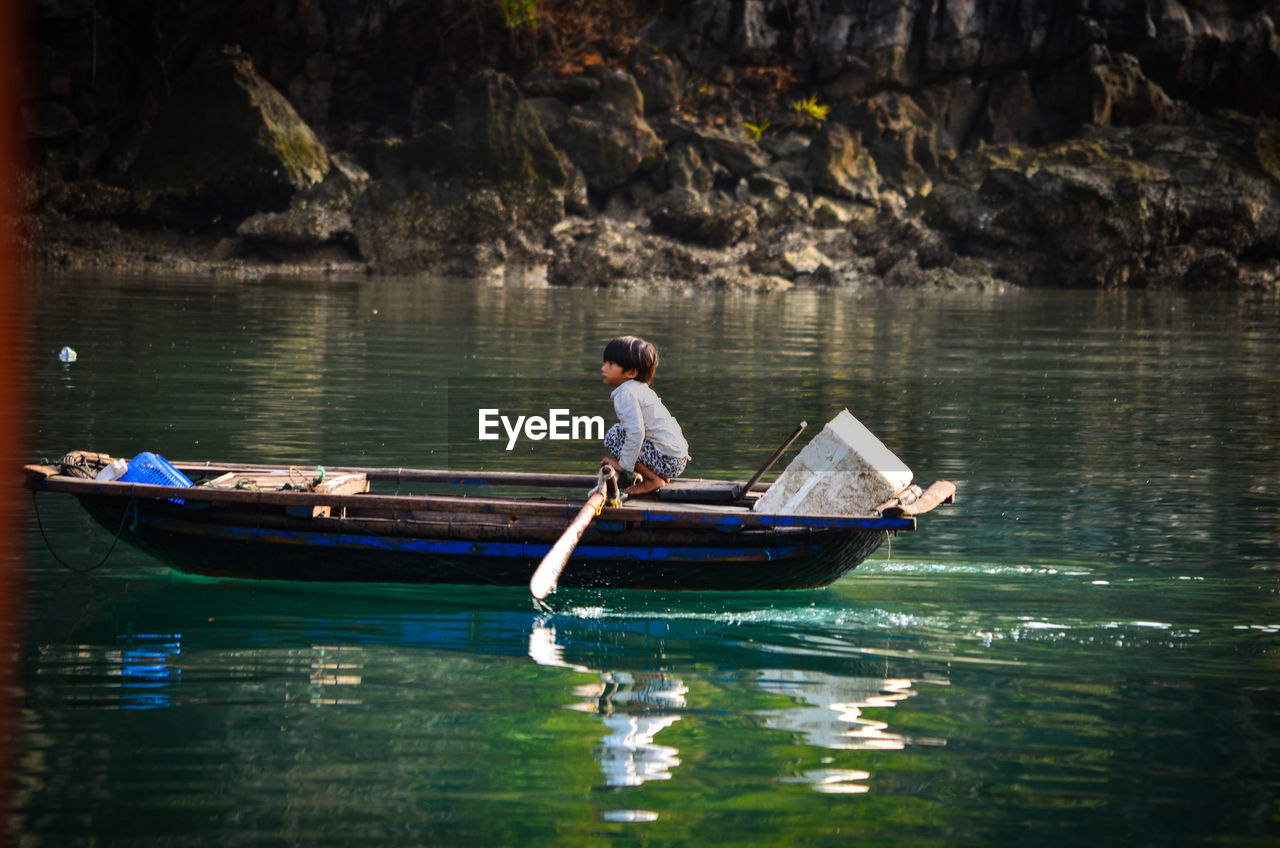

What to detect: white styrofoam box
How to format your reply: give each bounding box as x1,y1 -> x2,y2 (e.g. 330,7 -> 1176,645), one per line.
752,409 -> 913,516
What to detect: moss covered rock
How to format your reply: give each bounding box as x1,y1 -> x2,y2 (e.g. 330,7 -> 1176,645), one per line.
130,46 -> 330,223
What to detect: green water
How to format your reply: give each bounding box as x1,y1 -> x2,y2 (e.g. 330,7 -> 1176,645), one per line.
11,273 -> 1279,846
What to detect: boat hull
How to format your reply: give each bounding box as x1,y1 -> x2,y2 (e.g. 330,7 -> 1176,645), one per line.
75,495 -> 892,590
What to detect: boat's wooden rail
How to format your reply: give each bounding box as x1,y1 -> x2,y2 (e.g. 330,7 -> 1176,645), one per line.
24,463 -> 918,532
28,452 -> 951,526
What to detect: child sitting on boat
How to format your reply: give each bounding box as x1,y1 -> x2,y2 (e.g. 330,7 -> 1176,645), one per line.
599,336 -> 689,497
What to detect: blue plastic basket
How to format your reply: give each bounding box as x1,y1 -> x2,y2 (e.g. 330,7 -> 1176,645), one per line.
119,452 -> 194,502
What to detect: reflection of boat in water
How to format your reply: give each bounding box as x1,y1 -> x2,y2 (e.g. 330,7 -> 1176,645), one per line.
755,669 -> 937,751
31,579 -> 947,796
32,633 -> 186,711
528,621 -> 947,794
755,669 -> 948,795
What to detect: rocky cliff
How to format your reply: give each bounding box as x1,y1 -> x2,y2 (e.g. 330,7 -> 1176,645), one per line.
23,0 -> 1280,289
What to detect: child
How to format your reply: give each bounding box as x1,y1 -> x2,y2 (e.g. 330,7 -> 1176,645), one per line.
599,336 -> 689,496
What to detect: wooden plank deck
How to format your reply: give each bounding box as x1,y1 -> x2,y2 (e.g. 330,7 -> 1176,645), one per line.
201,470 -> 369,518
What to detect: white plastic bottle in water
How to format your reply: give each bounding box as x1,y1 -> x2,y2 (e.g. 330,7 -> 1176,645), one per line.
95,458 -> 128,481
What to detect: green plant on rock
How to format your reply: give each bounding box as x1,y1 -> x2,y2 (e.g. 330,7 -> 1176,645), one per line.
742,120 -> 770,142
500,0 -> 537,29
792,94 -> 829,122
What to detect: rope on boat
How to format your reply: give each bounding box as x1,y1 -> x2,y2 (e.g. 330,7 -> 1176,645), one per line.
285,465 -> 326,491
31,487 -> 136,574
55,451 -> 102,479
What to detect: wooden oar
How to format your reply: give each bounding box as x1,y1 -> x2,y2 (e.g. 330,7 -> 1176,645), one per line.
530,466 -> 619,602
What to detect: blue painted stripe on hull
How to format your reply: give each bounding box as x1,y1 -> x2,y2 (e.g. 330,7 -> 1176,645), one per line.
145,517 -> 823,562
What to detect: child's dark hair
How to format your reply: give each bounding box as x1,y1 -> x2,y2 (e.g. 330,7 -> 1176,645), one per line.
603,336 -> 659,384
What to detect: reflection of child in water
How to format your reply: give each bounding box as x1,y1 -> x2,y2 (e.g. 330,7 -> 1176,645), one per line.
591,671 -> 688,788
598,336 -> 689,496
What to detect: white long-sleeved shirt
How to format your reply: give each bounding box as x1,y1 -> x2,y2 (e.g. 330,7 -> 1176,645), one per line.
610,379 -> 689,472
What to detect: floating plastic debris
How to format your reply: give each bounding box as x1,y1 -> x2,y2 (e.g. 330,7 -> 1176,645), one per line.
58,346 -> 77,363
601,810 -> 659,823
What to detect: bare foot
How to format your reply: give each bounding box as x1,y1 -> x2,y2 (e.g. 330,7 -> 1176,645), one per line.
621,461 -> 669,497
625,478 -> 666,497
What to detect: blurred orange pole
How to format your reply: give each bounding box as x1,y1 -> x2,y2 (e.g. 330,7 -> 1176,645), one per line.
1,0 -> 29,819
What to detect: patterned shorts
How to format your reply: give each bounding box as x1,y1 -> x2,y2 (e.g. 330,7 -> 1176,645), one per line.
604,424 -> 688,480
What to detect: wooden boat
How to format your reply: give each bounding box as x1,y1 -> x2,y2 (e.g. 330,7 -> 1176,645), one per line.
24,450 -> 955,591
